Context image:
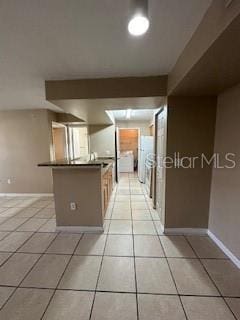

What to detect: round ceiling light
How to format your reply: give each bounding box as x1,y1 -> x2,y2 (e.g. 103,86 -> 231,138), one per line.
128,15 -> 149,36
128,0 -> 149,36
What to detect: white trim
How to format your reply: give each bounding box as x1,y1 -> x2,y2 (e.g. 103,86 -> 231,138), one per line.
164,228 -> 207,235
56,226 -> 104,233
156,221 -> 165,233
52,121 -> 66,129
208,230 -> 240,269
163,227 -> 239,269
0,193 -> 53,197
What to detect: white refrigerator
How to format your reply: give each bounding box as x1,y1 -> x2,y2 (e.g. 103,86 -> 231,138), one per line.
138,136 -> 154,183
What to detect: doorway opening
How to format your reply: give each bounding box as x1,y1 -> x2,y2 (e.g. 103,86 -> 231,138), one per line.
52,122 -> 67,161
52,123 -> 89,161
110,108 -> 156,199
67,125 -> 89,160
118,128 -> 139,173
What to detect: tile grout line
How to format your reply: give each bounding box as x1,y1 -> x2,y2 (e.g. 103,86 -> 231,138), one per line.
39,232 -> 84,320
0,200 -> 53,233
184,235 -> 238,320
1,283 -> 239,298
88,179 -> 117,319
129,174 -> 140,320
88,216 -> 110,320
223,297 -> 240,320
0,199 -> 53,249
1,250 -> 230,259
153,220 -> 189,320
1,190 -> 239,318
0,205 -> 59,279
106,184 -> 118,231
0,197 -> 51,214
0,209 -> 40,231
0,201 -> 58,269
0,231 -> 38,269
0,226 -> 59,312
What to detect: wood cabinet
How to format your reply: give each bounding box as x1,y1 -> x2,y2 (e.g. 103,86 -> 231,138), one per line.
102,166 -> 113,217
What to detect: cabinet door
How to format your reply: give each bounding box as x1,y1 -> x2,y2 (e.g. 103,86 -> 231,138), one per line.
102,167 -> 113,217
108,171 -> 113,196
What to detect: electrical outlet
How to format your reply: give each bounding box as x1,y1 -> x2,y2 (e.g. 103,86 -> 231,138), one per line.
70,202 -> 77,210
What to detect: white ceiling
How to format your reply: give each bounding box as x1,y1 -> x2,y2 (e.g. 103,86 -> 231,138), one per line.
110,109 -> 158,122
51,96 -> 165,124
0,0 -> 212,111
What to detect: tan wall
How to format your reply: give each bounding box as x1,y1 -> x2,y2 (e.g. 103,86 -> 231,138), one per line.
46,76 -> 167,100
165,97 -> 217,228
89,125 -> 115,157
209,84 -> 240,259
0,109 -> 54,193
168,0 -> 240,94
53,168 -> 103,227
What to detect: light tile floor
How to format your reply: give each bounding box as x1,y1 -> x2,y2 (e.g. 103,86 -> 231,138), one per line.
0,173 -> 239,319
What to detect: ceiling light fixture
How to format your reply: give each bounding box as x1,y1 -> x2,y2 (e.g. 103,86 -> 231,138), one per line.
126,109 -> 132,119
128,0 -> 150,36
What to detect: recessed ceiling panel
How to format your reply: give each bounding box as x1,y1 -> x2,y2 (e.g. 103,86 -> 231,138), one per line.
0,0 -> 211,110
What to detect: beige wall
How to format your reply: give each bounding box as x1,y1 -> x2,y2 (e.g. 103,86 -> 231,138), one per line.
165,97 -> 217,228
0,109 -> 54,193
116,121 -> 150,136
53,168 -> 103,227
209,83 -> 240,259
89,125 -> 115,157
168,0 -> 240,94
46,76 -> 167,100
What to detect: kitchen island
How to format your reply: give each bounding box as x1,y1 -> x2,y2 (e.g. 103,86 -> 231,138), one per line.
38,158 -> 114,232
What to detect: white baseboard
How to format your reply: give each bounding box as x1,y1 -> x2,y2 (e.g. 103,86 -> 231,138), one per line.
164,228 -> 207,235
207,230 -> 240,269
56,226 -> 104,233
156,221 -> 165,233
0,193 -> 53,197
163,227 -> 239,269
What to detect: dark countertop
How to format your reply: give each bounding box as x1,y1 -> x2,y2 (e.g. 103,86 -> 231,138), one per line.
38,157 -> 115,168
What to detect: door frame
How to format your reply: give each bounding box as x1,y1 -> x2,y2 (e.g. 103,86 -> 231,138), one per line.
153,106 -> 167,231
153,108 -> 163,209
51,122 -> 68,161
115,128 -> 119,183
115,127 -> 140,178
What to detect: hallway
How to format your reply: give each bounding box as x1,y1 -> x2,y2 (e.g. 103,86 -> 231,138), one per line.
0,173 -> 239,319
